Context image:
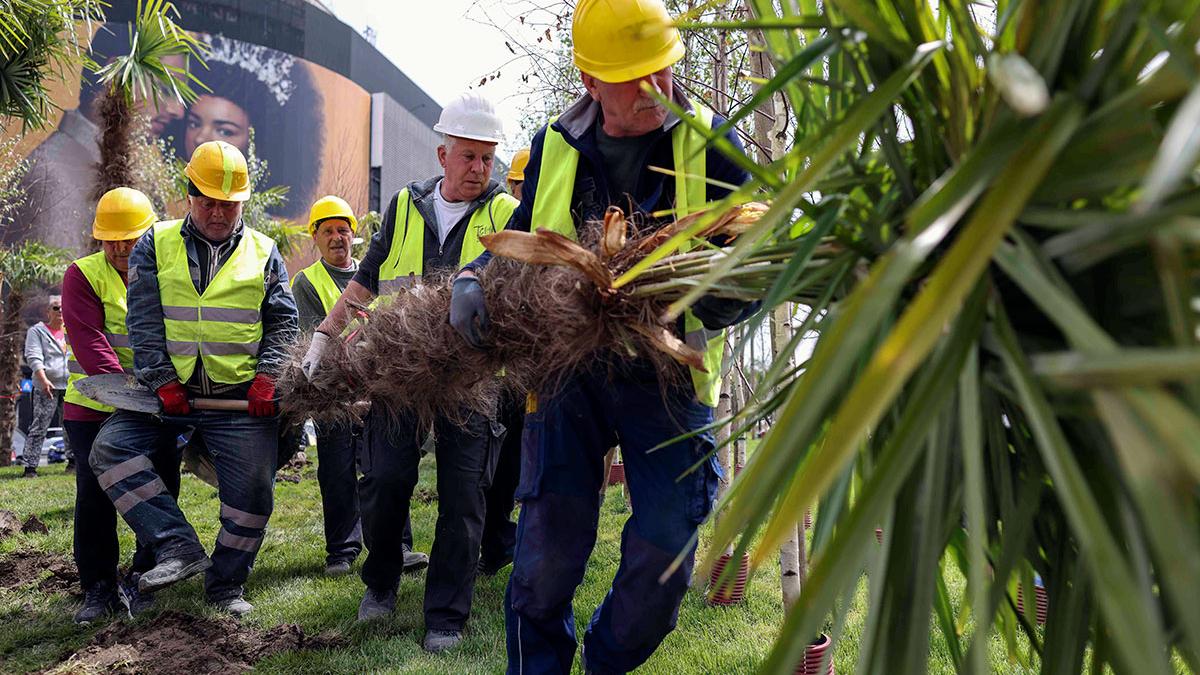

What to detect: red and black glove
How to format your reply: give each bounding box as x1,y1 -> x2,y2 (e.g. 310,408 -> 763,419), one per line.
156,381 -> 191,416
247,373 -> 277,417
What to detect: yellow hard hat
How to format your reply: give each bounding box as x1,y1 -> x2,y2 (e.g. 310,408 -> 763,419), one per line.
92,187 -> 156,241
307,195 -> 358,233
184,141 -> 251,202
507,148 -> 531,182
573,0 -> 684,83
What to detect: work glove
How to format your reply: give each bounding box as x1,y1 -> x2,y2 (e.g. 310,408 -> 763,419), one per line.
692,294 -> 753,330
449,275 -> 489,349
301,331 -> 330,381
156,381 -> 191,416
247,373 -> 278,418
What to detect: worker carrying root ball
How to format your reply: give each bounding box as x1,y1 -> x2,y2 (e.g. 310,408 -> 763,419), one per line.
89,141 -> 299,617
448,0 -> 757,672
301,92 -> 518,653
290,195 -> 426,578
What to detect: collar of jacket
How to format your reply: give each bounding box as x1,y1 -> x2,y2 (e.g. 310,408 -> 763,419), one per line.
181,214 -> 245,250
405,175 -> 506,226
552,81 -> 693,143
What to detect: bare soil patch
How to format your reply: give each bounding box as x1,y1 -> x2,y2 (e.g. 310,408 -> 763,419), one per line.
47,610 -> 345,674
0,549 -> 79,595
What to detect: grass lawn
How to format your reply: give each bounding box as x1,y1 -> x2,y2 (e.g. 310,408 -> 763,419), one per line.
0,448 -> 1049,674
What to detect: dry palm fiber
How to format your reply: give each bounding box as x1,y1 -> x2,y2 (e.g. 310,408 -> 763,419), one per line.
278,203 -> 769,425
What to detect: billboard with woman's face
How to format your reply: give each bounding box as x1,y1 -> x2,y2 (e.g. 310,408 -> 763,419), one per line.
2,25 -> 371,258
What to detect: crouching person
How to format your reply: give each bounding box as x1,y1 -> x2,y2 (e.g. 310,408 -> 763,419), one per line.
90,141 -> 299,616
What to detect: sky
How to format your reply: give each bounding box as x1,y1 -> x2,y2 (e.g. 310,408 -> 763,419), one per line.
321,0 -> 547,160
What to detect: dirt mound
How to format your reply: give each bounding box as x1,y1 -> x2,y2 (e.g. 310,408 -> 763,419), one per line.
0,510 -> 20,539
22,515 -> 49,534
48,610 -> 345,674
0,550 -> 79,595
0,511 -> 52,539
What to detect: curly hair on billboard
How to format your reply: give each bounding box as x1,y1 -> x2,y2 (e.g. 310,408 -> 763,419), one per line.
175,45 -> 324,217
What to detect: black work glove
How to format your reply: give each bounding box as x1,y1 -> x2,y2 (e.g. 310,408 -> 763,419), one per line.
692,294 -> 752,330
450,275 -> 490,349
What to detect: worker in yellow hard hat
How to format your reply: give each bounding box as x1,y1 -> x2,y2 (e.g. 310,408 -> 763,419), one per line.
290,195 -> 427,579
447,0 -> 755,671
61,187 -> 184,623
506,148 -> 530,200
90,140 -> 299,618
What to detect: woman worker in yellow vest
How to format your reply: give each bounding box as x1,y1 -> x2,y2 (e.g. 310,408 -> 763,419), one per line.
290,196 -> 428,578
89,141 -> 299,618
61,188 -> 183,624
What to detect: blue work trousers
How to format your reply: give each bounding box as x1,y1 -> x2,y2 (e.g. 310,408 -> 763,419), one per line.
505,368 -> 719,674
65,419 -> 181,590
315,421 -> 363,565
90,409 -> 278,601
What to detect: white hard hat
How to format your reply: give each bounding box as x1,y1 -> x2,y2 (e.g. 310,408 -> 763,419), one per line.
433,91 -> 504,144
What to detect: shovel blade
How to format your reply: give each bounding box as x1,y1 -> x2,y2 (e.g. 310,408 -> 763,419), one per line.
75,374 -> 162,414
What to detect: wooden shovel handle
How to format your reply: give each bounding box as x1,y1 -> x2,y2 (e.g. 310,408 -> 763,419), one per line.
191,398 -> 250,412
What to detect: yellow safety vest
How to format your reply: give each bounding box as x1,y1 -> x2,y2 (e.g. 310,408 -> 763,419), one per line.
376,188 -> 519,295
291,258 -> 354,316
531,106 -> 726,407
154,219 -> 274,385
63,252 -> 132,413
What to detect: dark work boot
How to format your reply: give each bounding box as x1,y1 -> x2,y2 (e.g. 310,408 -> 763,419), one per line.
357,586 -> 396,621
138,552 -> 212,594
74,580 -> 121,625
422,629 -> 463,653
402,545 -> 429,574
118,573 -> 156,617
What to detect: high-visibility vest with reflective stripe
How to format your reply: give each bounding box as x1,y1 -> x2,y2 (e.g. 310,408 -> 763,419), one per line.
63,252 -> 132,412
291,258 -> 353,316
154,220 -> 273,384
376,188 -> 519,295
531,106 -> 726,407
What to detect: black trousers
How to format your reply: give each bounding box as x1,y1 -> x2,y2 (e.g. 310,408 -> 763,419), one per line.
65,419 -> 182,590
481,393 -> 524,564
359,406 -> 502,631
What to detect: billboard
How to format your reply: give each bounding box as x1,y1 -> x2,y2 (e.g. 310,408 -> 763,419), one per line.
2,26 -> 371,258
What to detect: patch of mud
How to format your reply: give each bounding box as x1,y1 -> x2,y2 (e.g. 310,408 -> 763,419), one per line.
275,451 -> 310,484
0,550 -> 79,595
47,610 -> 346,674
413,485 -> 438,504
0,510 -> 20,539
22,515 -> 49,534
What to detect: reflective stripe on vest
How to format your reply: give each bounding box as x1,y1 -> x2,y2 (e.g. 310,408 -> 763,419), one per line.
532,105 -> 726,407
291,258 -> 348,316
153,219 -> 273,384
63,252 -> 133,413
376,188 -> 520,295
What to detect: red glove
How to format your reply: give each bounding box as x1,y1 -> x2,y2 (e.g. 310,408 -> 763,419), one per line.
156,381 -> 191,416
247,374 -> 277,417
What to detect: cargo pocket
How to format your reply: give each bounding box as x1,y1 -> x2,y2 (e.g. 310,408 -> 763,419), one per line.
685,434 -> 720,525
514,409 -> 545,501
480,417 -> 505,491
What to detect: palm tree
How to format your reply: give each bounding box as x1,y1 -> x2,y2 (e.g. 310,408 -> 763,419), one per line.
0,241 -> 70,466
621,1 -> 1200,673
90,0 -> 206,201
0,0 -> 104,131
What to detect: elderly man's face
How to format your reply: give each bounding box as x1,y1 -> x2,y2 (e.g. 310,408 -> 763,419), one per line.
583,67 -> 672,138
438,137 -> 496,202
188,195 -> 244,242
314,218 -> 353,268
101,238 -> 137,273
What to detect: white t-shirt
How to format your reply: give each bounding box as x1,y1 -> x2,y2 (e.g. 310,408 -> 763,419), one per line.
432,180 -> 471,245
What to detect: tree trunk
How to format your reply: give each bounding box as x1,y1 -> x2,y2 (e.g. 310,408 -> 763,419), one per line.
92,89 -> 136,204
780,522 -> 802,607
715,373 -> 734,555
0,288 -> 25,466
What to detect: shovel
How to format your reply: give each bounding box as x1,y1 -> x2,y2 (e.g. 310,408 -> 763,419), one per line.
75,373 -> 249,414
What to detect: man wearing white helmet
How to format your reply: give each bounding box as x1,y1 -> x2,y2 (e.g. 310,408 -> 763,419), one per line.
300,91 -> 518,652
